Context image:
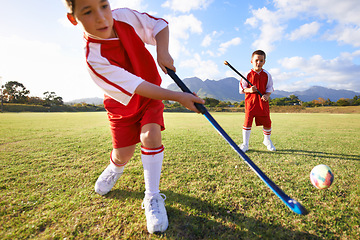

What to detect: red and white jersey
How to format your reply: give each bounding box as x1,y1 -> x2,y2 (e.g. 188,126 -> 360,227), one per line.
239,69 -> 274,116
85,8 -> 168,106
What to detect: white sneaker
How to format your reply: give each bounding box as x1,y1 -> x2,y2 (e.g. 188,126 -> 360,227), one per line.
94,164 -> 123,195
239,143 -> 249,152
263,140 -> 276,151
142,193 -> 168,234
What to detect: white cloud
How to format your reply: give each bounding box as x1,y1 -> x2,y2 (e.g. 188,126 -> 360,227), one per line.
110,0 -> 147,11
203,50 -> 215,57
166,14 -> 202,40
165,14 -> 202,59
277,52 -> 360,91
325,25 -> 360,47
162,0 -> 213,13
288,22 -> 321,41
201,34 -> 212,47
180,53 -> 220,80
218,37 -> 241,55
352,50 -> 360,57
201,31 -> 222,48
280,56 -> 307,70
275,0 -> 360,25
245,7 -> 285,52
248,0 -> 360,51
269,68 -> 304,82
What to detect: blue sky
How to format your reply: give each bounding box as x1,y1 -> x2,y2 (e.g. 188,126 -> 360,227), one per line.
1,0 -> 360,101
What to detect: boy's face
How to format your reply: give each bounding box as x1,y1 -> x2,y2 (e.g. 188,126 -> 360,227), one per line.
67,0 -> 115,39
251,54 -> 265,72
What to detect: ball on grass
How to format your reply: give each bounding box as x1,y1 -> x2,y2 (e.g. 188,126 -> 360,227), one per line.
310,164 -> 334,189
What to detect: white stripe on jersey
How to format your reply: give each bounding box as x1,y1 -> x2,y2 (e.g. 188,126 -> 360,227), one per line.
86,42 -> 144,106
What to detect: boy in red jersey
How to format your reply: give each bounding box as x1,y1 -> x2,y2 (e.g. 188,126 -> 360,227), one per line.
239,50 -> 275,152
63,0 -> 204,234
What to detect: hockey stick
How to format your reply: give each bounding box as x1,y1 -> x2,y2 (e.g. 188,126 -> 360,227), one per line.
224,61 -> 263,97
166,68 -> 308,215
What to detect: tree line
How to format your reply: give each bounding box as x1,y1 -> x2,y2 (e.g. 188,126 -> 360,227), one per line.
164,94 -> 360,110
2,81 -> 359,109
270,95 -> 360,107
1,81 -> 64,106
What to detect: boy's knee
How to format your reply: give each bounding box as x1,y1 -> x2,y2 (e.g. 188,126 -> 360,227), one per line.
140,124 -> 162,148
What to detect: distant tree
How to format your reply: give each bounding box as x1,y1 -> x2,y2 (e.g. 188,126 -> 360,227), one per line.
289,94 -> 298,100
270,96 -> 300,106
336,98 -> 351,106
353,95 -> 360,106
166,102 -> 181,109
288,95 -> 301,105
302,101 -> 315,107
163,100 -> 170,106
28,96 -> 45,105
233,102 -> 239,107
313,97 -> 326,106
3,81 -> 30,103
204,97 -> 220,107
217,101 -> 229,107
43,91 -> 63,106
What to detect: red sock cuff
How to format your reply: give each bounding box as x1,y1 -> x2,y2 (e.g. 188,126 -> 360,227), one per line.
141,145 -> 165,155
263,128 -> 272,135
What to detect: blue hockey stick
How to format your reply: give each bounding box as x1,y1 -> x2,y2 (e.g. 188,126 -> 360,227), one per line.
166,68 -> 308,215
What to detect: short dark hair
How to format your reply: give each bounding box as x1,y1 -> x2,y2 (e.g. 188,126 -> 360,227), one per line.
252,50 -> 266,60
63,0 -> 75,14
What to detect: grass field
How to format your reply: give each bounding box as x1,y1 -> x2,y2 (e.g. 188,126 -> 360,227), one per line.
0,112 -> 359,239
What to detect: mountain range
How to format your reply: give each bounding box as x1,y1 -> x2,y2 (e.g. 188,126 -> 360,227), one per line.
167,77 -> 360,102
67,77 -> 359,104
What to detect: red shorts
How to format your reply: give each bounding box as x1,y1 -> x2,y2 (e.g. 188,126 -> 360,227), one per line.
107,100 -> 165,148
243,112 -> 271,128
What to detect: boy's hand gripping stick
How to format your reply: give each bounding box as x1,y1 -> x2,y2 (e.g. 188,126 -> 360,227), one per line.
224,61 -> 263,97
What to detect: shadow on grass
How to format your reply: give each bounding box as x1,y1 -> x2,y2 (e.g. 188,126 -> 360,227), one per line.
106,189 -> 320,240
268,149 -> 360,161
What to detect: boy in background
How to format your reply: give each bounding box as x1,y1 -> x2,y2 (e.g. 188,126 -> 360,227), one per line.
239,50 -> 276,152
63,0 -> 204,234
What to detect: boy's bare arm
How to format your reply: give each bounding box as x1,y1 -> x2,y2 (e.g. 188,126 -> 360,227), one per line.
135,81 -> 205,113
155,26 -> 175,74
243,86 -> 258,93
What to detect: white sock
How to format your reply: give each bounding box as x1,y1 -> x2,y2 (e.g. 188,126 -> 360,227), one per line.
141,145 -> 164,198
242,126 -> 251,146
263,128 -> 272,143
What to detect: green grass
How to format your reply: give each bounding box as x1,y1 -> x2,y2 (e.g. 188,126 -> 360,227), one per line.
0,112 -> 359,239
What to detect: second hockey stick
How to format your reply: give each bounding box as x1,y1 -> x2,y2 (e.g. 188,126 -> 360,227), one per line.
224,61 -> 263,97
